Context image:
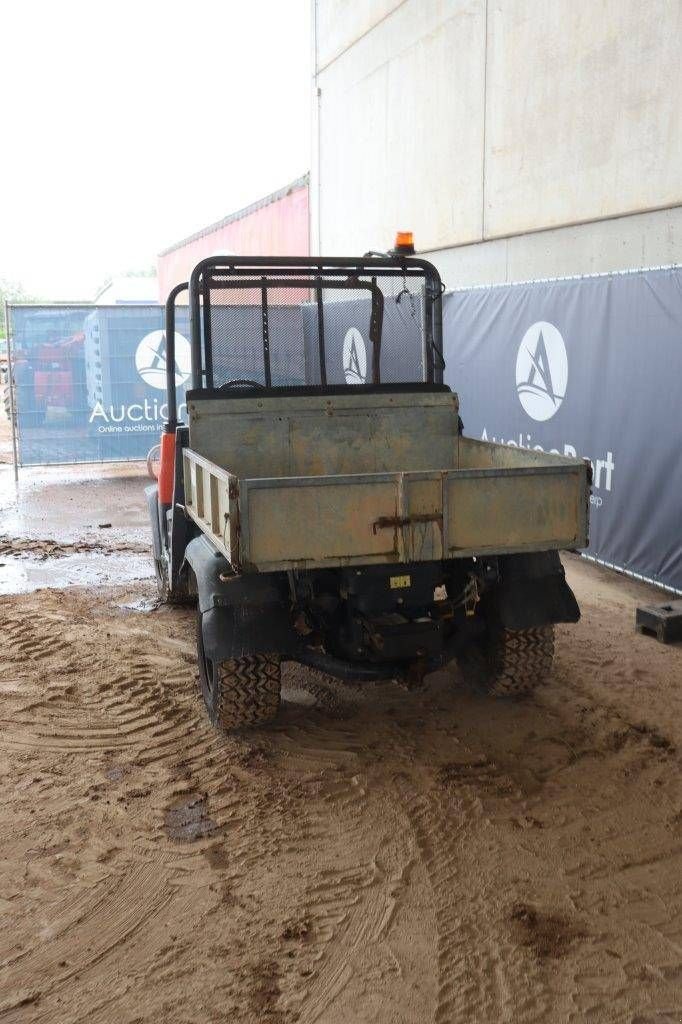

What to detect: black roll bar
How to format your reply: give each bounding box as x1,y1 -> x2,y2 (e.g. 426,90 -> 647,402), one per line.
188,255 -> 443,390
164,281 -> 188,431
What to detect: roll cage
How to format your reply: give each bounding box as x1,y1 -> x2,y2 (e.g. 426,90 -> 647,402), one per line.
163,255 -> 445,429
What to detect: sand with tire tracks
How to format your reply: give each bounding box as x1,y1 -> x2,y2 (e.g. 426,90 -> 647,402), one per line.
1,553 -> 681,1022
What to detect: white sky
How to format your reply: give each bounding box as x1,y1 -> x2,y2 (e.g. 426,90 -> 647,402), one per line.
0,0 -> 311,299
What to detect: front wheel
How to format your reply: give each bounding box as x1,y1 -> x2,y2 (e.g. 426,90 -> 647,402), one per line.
458,623 -> 555,698
154,552 -> 191,605
197,614 -> 281,730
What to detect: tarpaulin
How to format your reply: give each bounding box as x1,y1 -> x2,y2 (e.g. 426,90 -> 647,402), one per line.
443,267 -> 682,592
8,305 -> 190,465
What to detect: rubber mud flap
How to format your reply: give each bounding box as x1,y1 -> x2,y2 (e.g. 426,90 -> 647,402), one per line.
200,604 -> 295,661
185,536 -> 294,657
145,484 -> 163,563
184,536 -> 287,610
496,552 -> 580,630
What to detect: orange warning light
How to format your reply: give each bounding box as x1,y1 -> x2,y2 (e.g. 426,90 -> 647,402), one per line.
392,231 -> 415,255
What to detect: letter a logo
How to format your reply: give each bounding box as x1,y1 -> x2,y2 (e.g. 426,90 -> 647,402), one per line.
515,321 -> 568,421
135,330 -> 192,390
343,328 -> 367,384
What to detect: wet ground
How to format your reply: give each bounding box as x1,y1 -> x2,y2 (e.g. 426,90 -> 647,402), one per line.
0,461 -> 152,593
1,457 -> 681,1023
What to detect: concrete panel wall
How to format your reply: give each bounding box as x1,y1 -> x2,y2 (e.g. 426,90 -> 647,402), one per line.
312,0 -> 682,278
313,0 -> 486,254
424,206 -> 682,290
315,0 -> 405,70
485,0 -> 682,238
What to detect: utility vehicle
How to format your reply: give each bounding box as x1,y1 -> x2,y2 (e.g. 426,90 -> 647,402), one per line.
147,254 -> 590,730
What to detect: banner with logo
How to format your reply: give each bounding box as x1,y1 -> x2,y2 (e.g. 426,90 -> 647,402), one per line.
300,296 -> 427,385
442,266 -> 682,593
8,305 -> 191,465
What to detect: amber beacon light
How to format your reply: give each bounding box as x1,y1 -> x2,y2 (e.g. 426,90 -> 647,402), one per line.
391,231 -> 415,256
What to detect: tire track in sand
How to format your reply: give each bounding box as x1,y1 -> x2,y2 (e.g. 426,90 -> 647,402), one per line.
1,863 -> 172,1021
391,738 -> 548,1024
273,677 -> 437,1024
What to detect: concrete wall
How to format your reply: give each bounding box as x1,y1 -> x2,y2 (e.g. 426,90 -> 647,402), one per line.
311,0 -> 682,284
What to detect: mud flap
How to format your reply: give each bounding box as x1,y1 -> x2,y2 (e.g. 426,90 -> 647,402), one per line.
145,484 -> 163,564
169,425 -> 191,592
185,536 -> 295,660
495,551 -> 580,630
200,604 -> 295,662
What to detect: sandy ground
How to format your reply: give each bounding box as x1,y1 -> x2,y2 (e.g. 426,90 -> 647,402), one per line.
1,465 -> 681,1023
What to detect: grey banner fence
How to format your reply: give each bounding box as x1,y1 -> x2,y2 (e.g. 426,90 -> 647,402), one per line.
6,293 -> 429,467
7,304 -> 191,465
8,270 -> 681,593
443,265 -> 682,594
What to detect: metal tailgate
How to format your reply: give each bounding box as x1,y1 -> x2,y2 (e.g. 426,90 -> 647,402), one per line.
183,446 -> 590,572
238,467 -> 589,571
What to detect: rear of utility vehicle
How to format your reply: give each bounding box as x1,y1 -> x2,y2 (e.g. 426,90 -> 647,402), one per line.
148,255 -> 589,730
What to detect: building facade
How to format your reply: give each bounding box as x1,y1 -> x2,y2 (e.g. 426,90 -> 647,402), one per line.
157,174 -> 309,299
310,0 -> 682,287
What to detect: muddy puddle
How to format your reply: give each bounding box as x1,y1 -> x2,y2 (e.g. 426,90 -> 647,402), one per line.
164,794 -> 218,842
0,550 -> 152,594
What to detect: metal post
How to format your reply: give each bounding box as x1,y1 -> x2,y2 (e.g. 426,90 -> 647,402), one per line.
189,264 -> 203,390
4,300 -> 19,482
260,280 -> 272,388
201,275 -> 213,388
315,276 -> 327,386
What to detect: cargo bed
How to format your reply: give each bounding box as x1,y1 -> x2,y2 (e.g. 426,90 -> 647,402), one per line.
181,390 -> 590,573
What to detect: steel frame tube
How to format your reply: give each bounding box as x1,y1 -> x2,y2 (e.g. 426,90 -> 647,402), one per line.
188,255 -> 444,390
164,282 -> 188,431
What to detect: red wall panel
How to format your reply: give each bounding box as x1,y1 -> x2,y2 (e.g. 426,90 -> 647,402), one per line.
157,181 -> 309,301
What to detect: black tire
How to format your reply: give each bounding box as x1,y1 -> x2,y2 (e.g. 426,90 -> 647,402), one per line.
458,623 -> 555,698
153,553 -> 179,603
153,550 -> 194,606
153,550 -> 168,598
146,443 -> 161,480
197,614 -> 281,730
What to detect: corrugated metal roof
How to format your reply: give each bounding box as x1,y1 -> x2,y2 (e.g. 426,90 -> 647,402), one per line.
158,173 -> 310,257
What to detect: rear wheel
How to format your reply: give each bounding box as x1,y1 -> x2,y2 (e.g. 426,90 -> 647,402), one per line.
458,622 -> 555,698
197,614 -> 281,730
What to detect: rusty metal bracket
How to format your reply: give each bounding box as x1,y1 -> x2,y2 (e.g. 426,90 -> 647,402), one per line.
372,512 -> 443,535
